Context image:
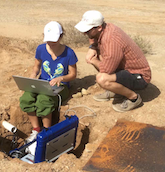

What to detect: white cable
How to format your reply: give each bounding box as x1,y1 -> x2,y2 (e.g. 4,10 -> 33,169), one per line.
64,105 -> 97,119
56,95 -> 97,123
79,114 -> 96,120
57,94 -> 62,112
64,109 -> 77,115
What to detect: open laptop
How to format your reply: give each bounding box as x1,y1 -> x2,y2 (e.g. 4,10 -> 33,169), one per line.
12,75 -> 64,96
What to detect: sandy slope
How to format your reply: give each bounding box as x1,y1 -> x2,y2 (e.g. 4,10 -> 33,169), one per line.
0,0 -> 165,171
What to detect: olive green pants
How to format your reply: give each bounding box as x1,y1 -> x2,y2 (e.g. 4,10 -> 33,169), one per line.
19,85 -> 69,117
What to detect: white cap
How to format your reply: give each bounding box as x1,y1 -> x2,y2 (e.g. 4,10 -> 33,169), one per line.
43,21 -> 63,42
75,10 -> 104,33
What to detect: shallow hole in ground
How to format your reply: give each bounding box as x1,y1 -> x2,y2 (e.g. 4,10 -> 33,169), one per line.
0,106 -> 92,163
69,126 -> 90,158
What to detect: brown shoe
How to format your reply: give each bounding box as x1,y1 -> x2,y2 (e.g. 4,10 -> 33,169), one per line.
112,94 -> 142,112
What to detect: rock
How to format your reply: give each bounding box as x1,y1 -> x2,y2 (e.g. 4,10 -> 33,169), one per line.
81,88 -> 89,95
72,92 -> 82,98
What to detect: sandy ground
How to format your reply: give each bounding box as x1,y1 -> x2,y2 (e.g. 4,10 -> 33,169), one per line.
0,0 -> 165,171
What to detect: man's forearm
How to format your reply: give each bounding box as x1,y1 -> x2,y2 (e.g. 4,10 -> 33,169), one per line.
90,58 -> 100,71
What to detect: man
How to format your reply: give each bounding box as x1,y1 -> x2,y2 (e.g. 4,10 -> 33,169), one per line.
75,10 -> 151,112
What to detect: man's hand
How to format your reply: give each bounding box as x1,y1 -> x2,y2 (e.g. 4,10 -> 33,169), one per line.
86,49 -> 97,64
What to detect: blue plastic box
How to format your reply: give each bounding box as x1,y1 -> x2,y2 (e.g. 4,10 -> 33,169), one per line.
9,115 -> 79,164
35,115 -> 79,163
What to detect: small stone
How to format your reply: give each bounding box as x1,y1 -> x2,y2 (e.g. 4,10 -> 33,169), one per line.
81,88 -> 89,95
72,92 -> 82,98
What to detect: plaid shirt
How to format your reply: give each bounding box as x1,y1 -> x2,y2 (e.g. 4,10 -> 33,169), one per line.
98,23 -> 151,83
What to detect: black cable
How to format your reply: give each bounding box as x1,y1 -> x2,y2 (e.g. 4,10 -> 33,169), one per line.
0,134 -> 19,156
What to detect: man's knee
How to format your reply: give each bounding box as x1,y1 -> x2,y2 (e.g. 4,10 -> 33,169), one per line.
96,73 -> 106,85
96,73 -> 116,86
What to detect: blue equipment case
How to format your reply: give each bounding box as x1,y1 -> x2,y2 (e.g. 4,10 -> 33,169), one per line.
9,115 -> 79,164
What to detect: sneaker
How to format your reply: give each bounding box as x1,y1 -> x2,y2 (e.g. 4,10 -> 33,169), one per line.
112,94 -> 142,112
25,130 -> 38,144
93,91 -> 116,102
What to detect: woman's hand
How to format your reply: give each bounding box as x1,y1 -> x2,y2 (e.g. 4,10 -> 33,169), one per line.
49,64 -> 77,87
49,76 -> 64,87
30,73 -> 38,79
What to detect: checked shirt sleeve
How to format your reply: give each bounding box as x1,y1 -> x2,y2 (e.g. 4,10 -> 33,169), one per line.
99,40 -> 123,74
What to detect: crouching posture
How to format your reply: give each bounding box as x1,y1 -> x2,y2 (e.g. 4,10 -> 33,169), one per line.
75,10 -> 151,112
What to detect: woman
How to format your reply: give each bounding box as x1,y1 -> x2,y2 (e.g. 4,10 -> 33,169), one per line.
20,21 -> 78,143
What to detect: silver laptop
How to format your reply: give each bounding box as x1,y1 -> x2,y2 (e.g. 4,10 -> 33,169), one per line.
12,75 -> 64,96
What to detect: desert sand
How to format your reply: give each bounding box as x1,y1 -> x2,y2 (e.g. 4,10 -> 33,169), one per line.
0,0 -> 165,171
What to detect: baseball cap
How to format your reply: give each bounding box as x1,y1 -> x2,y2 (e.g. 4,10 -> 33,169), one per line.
75,10 -> 104,33
43,21 -> 63,42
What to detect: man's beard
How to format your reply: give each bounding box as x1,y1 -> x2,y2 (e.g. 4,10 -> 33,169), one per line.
88,34 -> 95,39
